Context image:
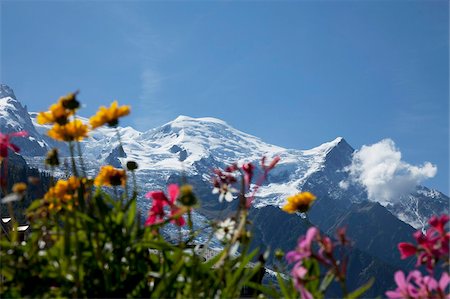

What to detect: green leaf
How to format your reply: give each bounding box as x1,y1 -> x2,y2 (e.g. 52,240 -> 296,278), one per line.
64,218 -> 72,256
245,281 -> 280,298
319,272 -> 335,293
126,198 -> 137,228
346,278 -> 374,299
277,272 -> 293,299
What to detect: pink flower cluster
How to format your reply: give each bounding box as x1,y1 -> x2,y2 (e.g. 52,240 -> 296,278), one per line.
286,227 -> 350,299
211,156 -> 280,207
145,184 -> 185,227
398,215 -> 449,272
387,214 -> 450,299
386,270 -> 449,299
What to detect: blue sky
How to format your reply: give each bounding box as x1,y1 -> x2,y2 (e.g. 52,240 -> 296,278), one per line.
1,1 -> 448,194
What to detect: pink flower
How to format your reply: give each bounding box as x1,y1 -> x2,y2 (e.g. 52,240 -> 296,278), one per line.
429,215 -> 449,236
400,218 -> 449,273
261,155 -> 280,171
144,184 -> 185,227
387,270 -> 450,299
398,242 -> 417,259
0,131 -> 28,158
145,195 -> 166,226
386,270 -> 421,299
242,162 -> 254,187
286,227 -> 318,263
291,264 -> 313,299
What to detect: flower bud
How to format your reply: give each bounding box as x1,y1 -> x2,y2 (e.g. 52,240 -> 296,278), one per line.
60,92 -> 80,110
45,148 -> 60,166
126,161 -> 138,171
178,184 -> 197,207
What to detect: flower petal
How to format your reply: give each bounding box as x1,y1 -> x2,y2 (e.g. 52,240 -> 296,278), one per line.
167,184 -> 179,204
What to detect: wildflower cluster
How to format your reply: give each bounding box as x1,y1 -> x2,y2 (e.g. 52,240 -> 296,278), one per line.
211,156 -> 280,207
43,176 -> 81,211
38,92 -> 130,142
286,226 -> 353,299
386,270 -> 449,299
398,214 -> 449,271
37,92 -> 87,142
386,214 -> 450,299
37,92 -> 77,125
145,184 -> 189,227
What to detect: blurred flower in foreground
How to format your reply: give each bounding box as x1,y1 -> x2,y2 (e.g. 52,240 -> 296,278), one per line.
45,148 -> 60,167
37,94 -> 77,125
0,131 -> 28,159
94,165 -> 126,187
58,92 -> 80,111
398,214 -> 449,272
44,176 -> 81,212
145,184 -> 186,227
178,184 -> 197,207
386,270 -> 449,299
12,182 -> 27,195
47,120 -> 88,142
286,226 -> 352,299
90,101 -> 130,129
212,169 -> 237,202
215,218 -> 236,242
282,192 -> 316,213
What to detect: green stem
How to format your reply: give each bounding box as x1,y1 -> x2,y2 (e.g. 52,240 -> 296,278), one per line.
68,142 -> 79,177
72,113 -> 87,177
76,140 -> 87,177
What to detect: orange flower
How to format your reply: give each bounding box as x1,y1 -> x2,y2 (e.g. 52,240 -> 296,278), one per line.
90,101 -> 130,129
12,182 -> 27,194
37,92 -> 79,125
94,165 -> 126,187
47,119 -> 88,142
282,192 -> 316,213
37,102 -> 73,125
44,177 -> 81,211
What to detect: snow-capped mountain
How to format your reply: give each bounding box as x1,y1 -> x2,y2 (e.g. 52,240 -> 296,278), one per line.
0,84 -> 64,156
1,84 -> 447,232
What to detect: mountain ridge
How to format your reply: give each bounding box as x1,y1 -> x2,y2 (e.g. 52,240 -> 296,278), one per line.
0,84 -> 447,232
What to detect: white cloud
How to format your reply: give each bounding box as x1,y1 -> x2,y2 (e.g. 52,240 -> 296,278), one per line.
339,180 -> 349,190
345,139 -> 437,205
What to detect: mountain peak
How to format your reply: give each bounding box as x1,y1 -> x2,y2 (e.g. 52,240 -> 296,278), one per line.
303,137 -> 351,156
0,84 -> 16,99
171,115 -> 229,127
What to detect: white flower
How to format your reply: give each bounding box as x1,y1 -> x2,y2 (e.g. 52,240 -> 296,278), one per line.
215,218 -> 236,242
212,184 -> 237,202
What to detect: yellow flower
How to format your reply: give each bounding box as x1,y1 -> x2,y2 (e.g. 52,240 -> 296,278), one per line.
282,192 -> 316,213
48,119 -> 89,142
94,165 -> 126,187
58,92 -> 80,110
37,102 -> 73,125
12,182 -> 27,194
44,177 -> 81,212
90,101 -> 130,129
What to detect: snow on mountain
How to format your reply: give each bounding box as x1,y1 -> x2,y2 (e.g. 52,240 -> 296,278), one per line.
0,84 -> 62,156
1,84 -> 448,231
